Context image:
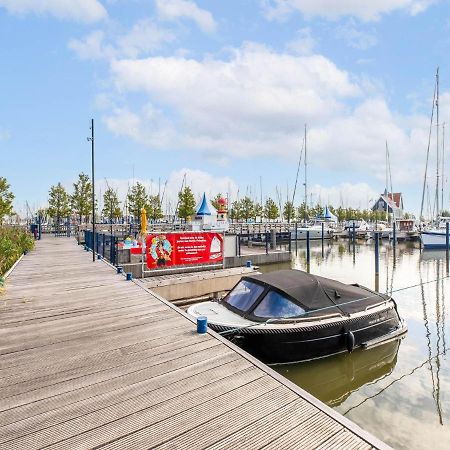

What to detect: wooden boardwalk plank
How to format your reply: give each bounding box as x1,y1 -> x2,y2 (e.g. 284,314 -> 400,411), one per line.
0,237 -> 391,450
1,355 -> 249,446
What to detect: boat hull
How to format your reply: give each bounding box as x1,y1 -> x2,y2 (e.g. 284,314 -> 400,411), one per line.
421,231 -> 449,248
210,305 -> 405,364
290,227 -> 333,240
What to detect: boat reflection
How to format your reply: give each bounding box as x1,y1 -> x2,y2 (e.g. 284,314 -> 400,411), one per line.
275,339 -> 401,407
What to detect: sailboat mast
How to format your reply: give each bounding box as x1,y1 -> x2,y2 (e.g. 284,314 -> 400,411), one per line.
385,141 -> 388,192
304,124 -> 307,221
442,123 -> 445,213
436,67 -> 440,218
385,141 -> 389,221
420,75 -> 437,221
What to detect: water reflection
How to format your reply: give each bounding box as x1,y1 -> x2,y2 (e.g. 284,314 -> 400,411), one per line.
277,340 -> 400,407
266,240 -> 450,449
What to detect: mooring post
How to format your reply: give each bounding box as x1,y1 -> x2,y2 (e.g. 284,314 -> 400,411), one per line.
306,230 -> 310,263
374,231 -> 380,292
393,221 -> 396,247
446,222 -> 449,251
265,232 -> 269,254
446,222 -> 450,275
352,221 -> 356,242
271,229 -> 276,250
321,222 -> 324,257
375,231 -> 380,275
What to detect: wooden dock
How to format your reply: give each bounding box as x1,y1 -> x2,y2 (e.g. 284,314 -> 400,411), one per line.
0,237 -> 390,449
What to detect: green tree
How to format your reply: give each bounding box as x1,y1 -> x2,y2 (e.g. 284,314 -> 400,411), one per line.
148,195 -> 163,221
283,201 -> 295,222
264,198 -> 279,221
230,200 -> 242,222
335,206 -> 346,223
127,182 -> 149,221
240,197 -> 254,221
253,202 -> 263,221
70,173 -> 92,224
296,202 -> 308,222
48,183 -> 71,231
0,177 -> 14,224
177,187 -> 196,221
103,188 -> 121,222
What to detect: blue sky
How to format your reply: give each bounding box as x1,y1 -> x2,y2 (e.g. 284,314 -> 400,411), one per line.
1,0 -> 450,217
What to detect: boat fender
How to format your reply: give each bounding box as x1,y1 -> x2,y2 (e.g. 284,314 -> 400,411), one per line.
346,331 -> 355,353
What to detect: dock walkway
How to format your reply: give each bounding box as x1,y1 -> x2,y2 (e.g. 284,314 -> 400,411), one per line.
0,237 -> 390,449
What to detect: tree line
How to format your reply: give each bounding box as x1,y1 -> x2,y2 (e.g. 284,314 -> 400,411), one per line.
43,174 -> 200,225
0,173 -> 416,226
227,196 -> 398,222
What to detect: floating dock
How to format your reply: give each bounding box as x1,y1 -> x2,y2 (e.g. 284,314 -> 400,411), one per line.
0,236 -> 391,449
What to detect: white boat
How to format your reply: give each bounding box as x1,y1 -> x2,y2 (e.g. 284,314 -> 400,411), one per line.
421,217 -> 450,248
390,219 -> 419,241
421,230 -> 449,248
290,222 -> 334,240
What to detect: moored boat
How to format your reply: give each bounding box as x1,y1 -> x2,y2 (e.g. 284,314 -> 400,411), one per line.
188,269 -> 407,364
421,217 -> 450,248
290,223 -> 333,240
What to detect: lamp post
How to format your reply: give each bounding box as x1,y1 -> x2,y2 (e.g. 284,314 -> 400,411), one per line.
87,119 -> 95,262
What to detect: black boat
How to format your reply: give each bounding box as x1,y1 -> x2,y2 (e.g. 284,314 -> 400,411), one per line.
187,269 -> 407,364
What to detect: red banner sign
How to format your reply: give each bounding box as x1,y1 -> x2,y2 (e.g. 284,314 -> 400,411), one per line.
146,232 -> 223,268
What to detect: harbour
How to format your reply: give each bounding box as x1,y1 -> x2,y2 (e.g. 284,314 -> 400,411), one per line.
275,239 -> 450,450
3,3 -> 450,449
0,236 -> 389,449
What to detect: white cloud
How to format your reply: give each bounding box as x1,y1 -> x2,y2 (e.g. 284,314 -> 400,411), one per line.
106,42 -> 364,161
309,182 -> 379,208
335,19 -> 378,50
116,19 -> 176,58
94,169 -> 238,214
155,0 -> 217,32
262,0 -> 436,22
69,20 -> 175,60
68,31 -> 114,60
110,43 -> 360,141
97,42 -> 449,214
103,105 -> 176,149
286,27 -> 316,54
0,0 -> 107,23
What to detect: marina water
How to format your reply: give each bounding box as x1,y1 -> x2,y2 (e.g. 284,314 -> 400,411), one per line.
267,239 -> 449,450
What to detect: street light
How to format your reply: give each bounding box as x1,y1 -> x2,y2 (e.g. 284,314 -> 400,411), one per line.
87,119 -> 95,262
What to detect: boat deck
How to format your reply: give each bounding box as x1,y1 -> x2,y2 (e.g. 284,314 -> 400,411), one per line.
0,236 -> 390,449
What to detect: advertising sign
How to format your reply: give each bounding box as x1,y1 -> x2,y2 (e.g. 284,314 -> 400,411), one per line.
146,232 -> 223,268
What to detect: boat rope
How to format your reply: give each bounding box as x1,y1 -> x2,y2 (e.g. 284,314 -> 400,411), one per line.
217,275 -> 450,336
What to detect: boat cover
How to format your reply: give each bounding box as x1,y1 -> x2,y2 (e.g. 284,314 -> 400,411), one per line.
243,270 -> 388,316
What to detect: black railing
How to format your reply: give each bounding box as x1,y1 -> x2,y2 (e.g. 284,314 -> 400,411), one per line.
84,230 -> 118,265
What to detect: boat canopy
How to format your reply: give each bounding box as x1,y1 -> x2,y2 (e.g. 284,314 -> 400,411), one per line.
242,270 -> 387,316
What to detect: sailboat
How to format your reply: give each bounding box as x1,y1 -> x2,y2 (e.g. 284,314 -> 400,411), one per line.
421,68 -> 450,248
290,125 -> 334,240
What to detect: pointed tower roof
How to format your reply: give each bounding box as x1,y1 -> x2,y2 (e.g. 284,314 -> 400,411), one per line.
196,193 -> 217,216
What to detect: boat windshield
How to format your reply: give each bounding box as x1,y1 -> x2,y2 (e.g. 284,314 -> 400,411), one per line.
253,290 -> 306,319
225,280 -> 265,313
